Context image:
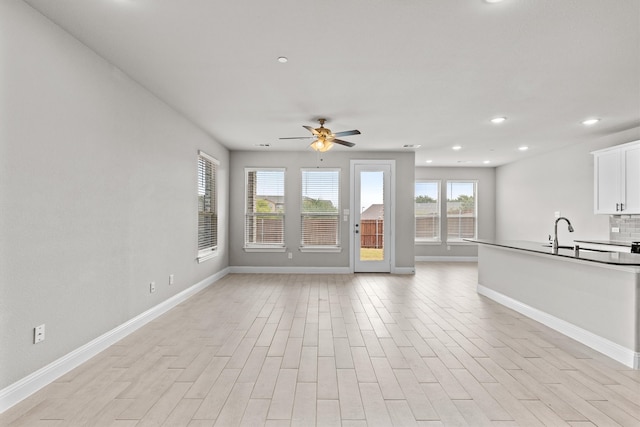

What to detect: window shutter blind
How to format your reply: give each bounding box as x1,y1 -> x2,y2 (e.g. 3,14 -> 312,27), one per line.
301,169 -> 340,246
245,169 -> 285,247
446,181 -> 477,240
198,152 -> 218,258
415,181 -> 440,242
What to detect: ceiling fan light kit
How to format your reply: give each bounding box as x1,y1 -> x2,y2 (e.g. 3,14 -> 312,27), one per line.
280,118 -> 360,152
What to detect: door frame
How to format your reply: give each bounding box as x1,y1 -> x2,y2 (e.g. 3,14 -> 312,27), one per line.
349,159 -> 396,273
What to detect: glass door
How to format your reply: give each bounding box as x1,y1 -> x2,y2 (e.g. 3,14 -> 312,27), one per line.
353,162 -> 391,272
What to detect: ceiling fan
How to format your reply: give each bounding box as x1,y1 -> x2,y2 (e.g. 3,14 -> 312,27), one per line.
280,118 -> 360,152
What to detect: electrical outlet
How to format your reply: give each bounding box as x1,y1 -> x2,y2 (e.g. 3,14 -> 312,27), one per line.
150,281 -> 156,293
612,227 -> 620,233
554,211 -> 561,218
288,252 -> 293,259
169,274 -> 174,285
447,245 -> 451,251
34,324 -> 45,344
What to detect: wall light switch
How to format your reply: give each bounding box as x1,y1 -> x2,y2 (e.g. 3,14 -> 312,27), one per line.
169,274 -> 174,285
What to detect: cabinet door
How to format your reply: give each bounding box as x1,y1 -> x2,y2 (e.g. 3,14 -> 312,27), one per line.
594,150 -> 621,214
623,145 -> 640,213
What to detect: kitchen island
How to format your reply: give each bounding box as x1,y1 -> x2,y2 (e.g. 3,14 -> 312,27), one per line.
467,239 -> 640,369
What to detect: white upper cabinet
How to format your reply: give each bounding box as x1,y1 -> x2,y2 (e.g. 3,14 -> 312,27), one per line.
593,140 -> 640,214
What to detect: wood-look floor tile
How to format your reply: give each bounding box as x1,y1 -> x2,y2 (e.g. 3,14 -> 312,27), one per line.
359,383 -> 392,427
135,381 -> 191,427
296,346 -> 318,383
386,399 -> 419,426
117,369 -> 183,420
317,357 -> 339,400
213,382 -> 253,426
394,368 -> 438,420
336,369 -> 365,420
192,368 -> 241,420
162,398 -> 203,426
267,369 -> 298,420
318,329 -> 335,357
251,356 -> 282,399
316,399 -> 341,427
239,399 -> 270,427
290,382 -> 316,426
3,264 -> 639,427
370,357 -> 404,400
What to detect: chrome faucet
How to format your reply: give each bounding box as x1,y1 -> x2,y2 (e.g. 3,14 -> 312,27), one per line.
553,217 -> 574,254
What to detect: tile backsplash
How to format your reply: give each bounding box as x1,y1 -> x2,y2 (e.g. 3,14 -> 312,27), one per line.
610,215 -> 640,242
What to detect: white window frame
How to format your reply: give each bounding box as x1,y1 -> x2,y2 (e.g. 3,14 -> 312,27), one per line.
300,168 -> 341,253
197,151 -> 219,263
244,167 -> 286,252
446,180 -> 478,242
415,180 -> 441,243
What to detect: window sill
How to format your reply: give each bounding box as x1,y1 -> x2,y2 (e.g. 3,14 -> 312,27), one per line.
244,246 -> 287,253
197,249 -> 218,263
299,246 -> 342,253
446,240 -> 476,245
415,241 -> 442,245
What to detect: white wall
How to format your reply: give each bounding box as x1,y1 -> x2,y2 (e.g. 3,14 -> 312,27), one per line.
496,128 -> 640,242
0,0 -> 229,390
414,167 -> 496,258
229,151 -> 415,270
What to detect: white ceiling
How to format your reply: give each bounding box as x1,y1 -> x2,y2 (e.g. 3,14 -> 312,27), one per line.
24,0 -> 640,166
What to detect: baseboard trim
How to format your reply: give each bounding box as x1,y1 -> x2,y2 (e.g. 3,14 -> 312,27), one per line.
229,266 -> 352,274
0,268 -> 230,414
477,284 -> 639,369
391,267 -> 415,275
415,256 -> 478,262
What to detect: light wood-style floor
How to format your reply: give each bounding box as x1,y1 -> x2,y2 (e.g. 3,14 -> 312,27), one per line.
2,262 -> 639,426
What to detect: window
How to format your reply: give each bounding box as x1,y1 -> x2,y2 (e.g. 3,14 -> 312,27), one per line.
197,151 -> 218,262
415,180 -> 440,242
446,181 -> 477,241
245,168 -> 285,250
300,169 -> 340,250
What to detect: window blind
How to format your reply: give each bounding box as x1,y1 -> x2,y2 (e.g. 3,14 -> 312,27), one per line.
198,152 -> 218,260
245,168 -> 285,247
300,169 -> 340,247
415,181 -> 440,242
446,181 -> 477,240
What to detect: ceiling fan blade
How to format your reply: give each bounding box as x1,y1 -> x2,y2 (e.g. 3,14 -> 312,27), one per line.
279,136 -> 314,140
333,139 -> 356,147
332,129 -> 361,137
303,125 -> 320,135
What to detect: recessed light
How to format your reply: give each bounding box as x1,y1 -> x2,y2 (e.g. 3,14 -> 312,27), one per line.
582,118 -> 600,126
425,160 -> 433,164
485,0 -> 504,3
491,117 -> 506,124
452,145 -> 462,151
277,56 -> 288,63
483,160 -> 491,164
518,146 -> 529,151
